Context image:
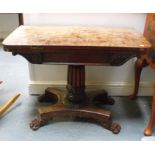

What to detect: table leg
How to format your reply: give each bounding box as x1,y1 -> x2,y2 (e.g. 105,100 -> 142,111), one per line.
129,58 -> 148,99
144,83 -> 155,136
30,65 -> 120,134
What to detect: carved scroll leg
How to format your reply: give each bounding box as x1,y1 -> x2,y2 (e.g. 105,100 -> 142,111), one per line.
144,84 -> 155,136
129,58 -> 148,100
30,88 -> 65,130
90,108 -> 121,134
93,90 -> 115,105
30,113 -> 51,131
38,88 -> 64,103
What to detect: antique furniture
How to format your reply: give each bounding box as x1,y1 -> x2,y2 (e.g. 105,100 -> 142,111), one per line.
130,13 -> 155,136
2,26 -> 151,133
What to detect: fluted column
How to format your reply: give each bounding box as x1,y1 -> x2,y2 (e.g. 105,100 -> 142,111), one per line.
66,65 -> 86,103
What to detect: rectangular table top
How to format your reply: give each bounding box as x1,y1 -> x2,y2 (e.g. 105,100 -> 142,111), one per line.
3,26 -> 151,49
2,26 -> 152,65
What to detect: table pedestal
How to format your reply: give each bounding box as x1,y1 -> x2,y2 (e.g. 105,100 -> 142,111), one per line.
30,65 -> 121,134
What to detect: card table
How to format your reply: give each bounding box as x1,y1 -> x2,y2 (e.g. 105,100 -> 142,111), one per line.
2,26 -> 151,134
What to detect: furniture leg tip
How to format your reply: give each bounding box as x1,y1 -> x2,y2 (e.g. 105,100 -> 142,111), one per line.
111,122 -> 121,134
144,128 -> 153,136
30,118 -> 41,131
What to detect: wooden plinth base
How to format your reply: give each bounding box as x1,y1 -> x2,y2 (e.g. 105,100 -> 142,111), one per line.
30,88 -> 121,134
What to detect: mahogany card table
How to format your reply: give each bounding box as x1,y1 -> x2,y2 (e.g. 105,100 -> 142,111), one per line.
2,26 -> 151,134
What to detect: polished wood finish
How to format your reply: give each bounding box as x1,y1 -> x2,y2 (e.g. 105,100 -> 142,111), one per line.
36,65 -> 118,133
30,88 -> 121,134
66,65 -> 86,102
130,13 -> 155,136
3,26 -> 151,65
129,58 -> 148,99
144,84 -> 155,136
2,26 -> 151,134
3,26 -> 151,47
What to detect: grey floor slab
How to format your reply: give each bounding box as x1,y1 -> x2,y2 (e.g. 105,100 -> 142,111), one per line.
0,46 -> 154,141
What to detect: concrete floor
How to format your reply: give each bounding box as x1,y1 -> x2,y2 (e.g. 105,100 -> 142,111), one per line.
0,45 -> 155,141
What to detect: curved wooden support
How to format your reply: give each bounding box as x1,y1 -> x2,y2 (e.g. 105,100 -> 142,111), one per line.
144,84 -> 155,136
30,104 -> 111,130
0,81 -> 3,84
0,94 -> 20,116
30,102 -> 120,134
129,58 -> 148,99
30,88 -> 120,134
13,52 -> 43,64
39,88 -> 64,103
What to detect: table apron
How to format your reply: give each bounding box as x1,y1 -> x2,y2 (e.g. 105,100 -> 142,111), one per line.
13,51 -> 138,66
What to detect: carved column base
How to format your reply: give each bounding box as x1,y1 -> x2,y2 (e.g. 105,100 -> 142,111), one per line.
30,88 -> 121,134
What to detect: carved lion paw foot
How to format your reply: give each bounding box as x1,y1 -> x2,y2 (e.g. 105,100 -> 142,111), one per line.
111,122 -> 121,134
30,118 -> 41,131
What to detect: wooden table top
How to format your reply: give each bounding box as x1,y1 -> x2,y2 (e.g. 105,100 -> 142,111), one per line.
3,26 -> 151,49
2,26 -> 152,65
